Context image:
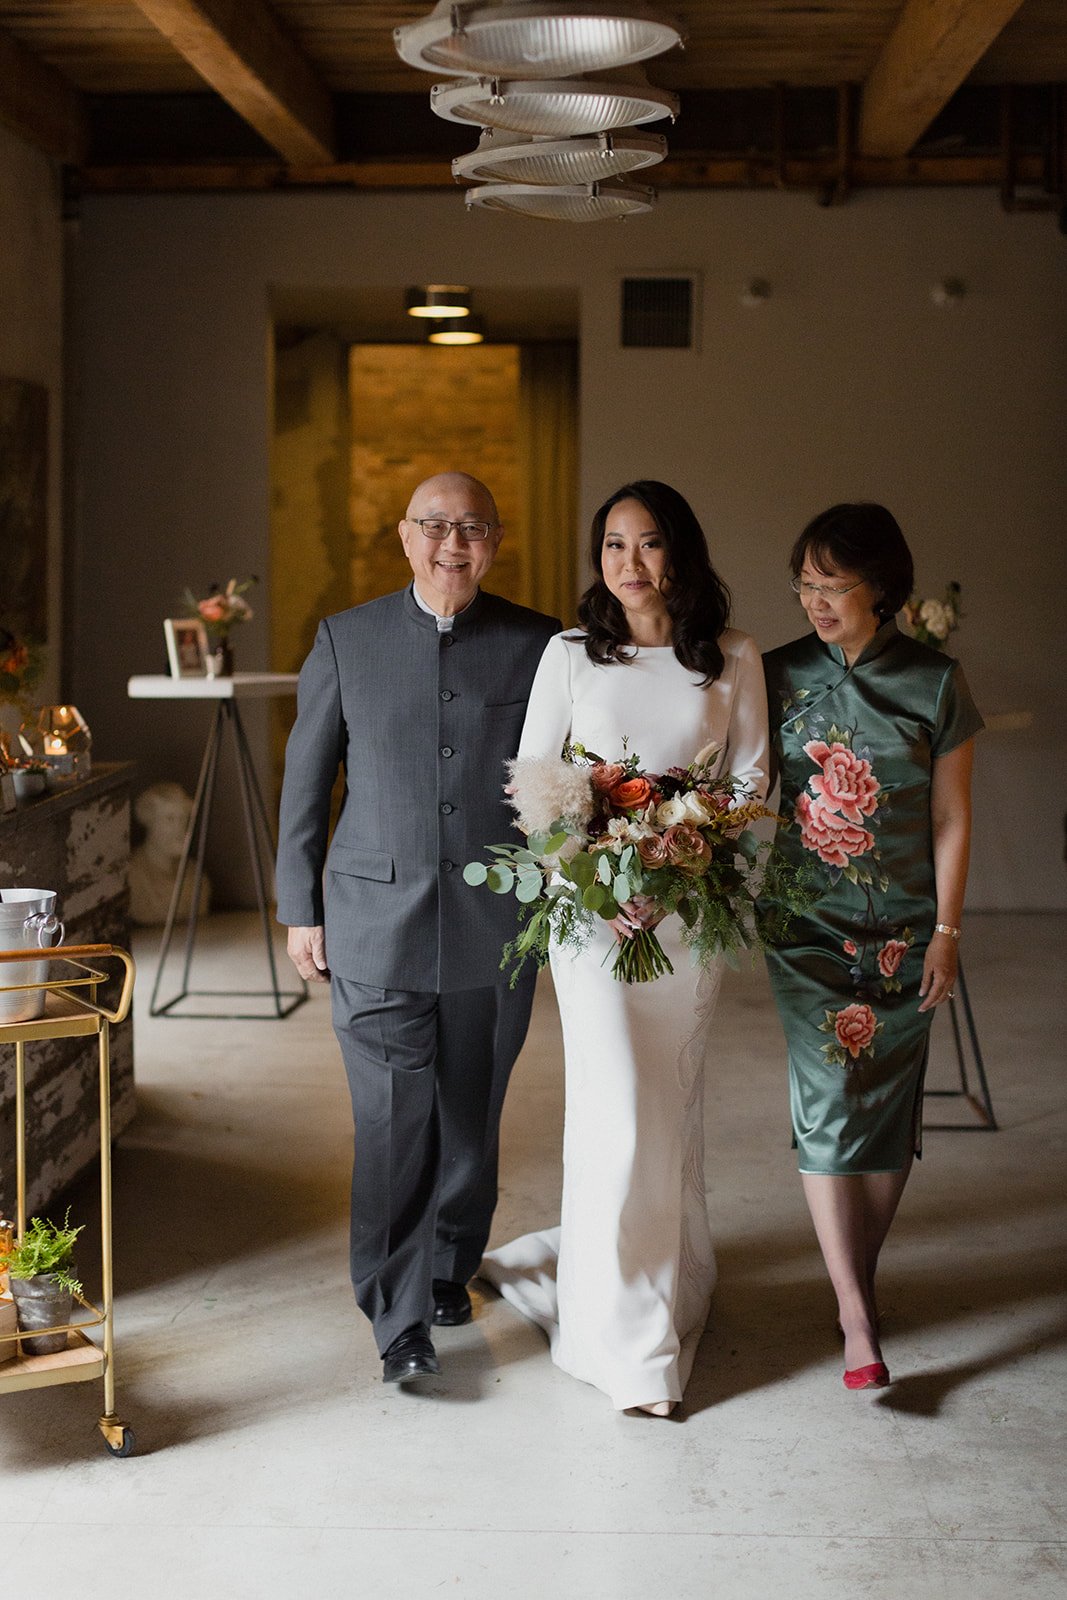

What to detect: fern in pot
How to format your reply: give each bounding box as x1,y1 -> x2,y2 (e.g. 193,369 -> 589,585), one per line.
0,1211 -> 83,1356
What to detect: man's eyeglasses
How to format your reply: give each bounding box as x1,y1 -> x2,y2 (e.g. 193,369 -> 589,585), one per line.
409,518 -> 496,542
790,576 -> 865,599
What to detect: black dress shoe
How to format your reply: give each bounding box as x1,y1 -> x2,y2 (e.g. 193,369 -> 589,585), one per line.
382,1326 -> 440,1384
432,1279 -> 472,1326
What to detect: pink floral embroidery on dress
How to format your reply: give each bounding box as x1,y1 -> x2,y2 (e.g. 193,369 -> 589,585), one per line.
802,740 -> 880,824
795,791 -> 875,868
877,939 -> 909,978
819,1001 -> 883,1068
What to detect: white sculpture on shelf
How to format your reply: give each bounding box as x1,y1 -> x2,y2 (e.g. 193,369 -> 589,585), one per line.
129,782 -> 211,926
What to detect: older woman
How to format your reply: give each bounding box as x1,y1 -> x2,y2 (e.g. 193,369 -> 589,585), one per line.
763,503 -> 983,1389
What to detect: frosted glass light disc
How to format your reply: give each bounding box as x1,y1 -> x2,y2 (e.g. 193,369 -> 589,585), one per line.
432,74 -> 678,135
453,130 -> 666,185
395,1 -> 683,80
464,180 -> 655,220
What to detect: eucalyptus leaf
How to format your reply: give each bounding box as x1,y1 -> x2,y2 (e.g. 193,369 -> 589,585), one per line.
736,830 -> 759,864
463,861 -> 488,886
567,852 -> 595,888
613,873 -> 631,903
583,883 -> 605,912
597,854 -> 613,886
516,875 -> 542,903
486,864 -> 515,895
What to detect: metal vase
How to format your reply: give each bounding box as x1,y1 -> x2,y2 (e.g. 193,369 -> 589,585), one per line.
0,888 -> 65,1023
9,1272 -> 73,1356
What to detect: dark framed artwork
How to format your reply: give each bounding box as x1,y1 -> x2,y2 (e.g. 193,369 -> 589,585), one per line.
0,376 -> 48,640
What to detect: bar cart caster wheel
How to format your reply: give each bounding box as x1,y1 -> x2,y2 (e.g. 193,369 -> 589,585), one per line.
100,1418 -> 135,1457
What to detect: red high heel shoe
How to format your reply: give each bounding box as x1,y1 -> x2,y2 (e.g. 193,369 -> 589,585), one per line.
843,1362 -> 890,1390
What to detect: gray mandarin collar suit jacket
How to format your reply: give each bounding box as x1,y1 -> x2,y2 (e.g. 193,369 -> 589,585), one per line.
276,584 -> 561,993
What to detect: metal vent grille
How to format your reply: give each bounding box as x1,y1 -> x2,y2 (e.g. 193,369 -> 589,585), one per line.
620,276 -> 693,348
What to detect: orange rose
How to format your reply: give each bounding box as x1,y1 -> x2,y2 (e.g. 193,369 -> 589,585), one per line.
609,776 -> 654,811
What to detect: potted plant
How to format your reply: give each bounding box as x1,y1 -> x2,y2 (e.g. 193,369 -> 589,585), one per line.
0,1210 -> 84,1356
10,759 -> 48,800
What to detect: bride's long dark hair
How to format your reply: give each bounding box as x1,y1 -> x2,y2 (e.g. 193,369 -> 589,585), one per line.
577,480 -> 732,685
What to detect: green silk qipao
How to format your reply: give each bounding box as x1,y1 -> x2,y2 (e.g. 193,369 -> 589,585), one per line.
763,620 -> 984,1174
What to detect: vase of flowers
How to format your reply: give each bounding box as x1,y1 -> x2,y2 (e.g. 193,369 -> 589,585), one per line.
902,581 -> 961,650
183,576 -> 257,676
0,625 -> 45,764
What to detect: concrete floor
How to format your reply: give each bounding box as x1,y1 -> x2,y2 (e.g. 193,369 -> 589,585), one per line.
2,911 -> 1065,1600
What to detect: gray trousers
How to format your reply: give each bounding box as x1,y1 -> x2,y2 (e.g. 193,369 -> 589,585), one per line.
331,973 -> 536,1354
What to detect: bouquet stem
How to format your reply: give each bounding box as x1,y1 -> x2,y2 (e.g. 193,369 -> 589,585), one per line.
609,927 -> 674,983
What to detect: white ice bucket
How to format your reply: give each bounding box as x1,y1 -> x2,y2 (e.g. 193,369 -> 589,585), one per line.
0,889 -> 65,1024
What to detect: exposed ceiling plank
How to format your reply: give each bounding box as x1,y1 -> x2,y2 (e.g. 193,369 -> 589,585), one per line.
860,0 -> 1028,156
0,26 -> 87,164
127,0 -> 335,164
77,151 -> 1046,193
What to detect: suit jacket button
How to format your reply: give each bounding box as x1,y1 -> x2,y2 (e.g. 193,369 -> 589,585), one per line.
441,635 -> 454,648
440,859 -> 454,871
440,690 -> 454,701
440,745 -> 454,758
440,802 -> 454,814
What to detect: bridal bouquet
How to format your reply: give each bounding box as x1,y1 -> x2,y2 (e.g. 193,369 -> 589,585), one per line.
465,740 -> 801,985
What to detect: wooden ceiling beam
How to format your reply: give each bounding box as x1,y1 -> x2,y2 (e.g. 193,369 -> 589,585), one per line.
76,152 -> 1047,193
0,27 -> 87,165
127,0 -> 335,165
860,0 -> 1028,156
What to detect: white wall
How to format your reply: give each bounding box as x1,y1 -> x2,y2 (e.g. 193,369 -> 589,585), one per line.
69,187 -> 1067,908
0,123 -> 64,701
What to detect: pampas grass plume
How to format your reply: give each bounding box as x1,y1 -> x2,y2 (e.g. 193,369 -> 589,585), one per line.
506,755 -> 594,836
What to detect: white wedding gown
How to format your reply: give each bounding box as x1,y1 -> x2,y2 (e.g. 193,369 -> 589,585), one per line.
480,630 -> 769,1410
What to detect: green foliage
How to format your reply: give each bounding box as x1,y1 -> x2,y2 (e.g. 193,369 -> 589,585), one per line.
1,1209 -> 83,1295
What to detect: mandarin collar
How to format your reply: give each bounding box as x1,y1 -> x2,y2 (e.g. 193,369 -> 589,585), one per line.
823,616 -> 900,671
402,582 -> 485,633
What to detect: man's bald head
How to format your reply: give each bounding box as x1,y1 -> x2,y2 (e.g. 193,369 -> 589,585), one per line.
405,472 -> 499,526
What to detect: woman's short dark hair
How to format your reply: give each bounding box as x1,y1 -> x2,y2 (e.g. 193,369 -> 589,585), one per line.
577,480 -> 731,683
790,503 -> 914,620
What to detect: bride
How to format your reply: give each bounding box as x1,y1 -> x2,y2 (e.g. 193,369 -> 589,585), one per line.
480,481 -> 769,1414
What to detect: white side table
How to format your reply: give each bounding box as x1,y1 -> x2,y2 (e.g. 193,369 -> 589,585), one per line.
127,673 -> 306,1019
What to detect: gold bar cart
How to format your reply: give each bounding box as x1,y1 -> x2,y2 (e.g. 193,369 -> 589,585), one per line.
0,944 -> 136,1456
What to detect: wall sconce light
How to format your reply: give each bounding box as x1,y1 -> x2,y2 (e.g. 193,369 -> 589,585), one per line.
739,278 -> 771,308
405,285 -> 473,318
428,316 -> 486,345
37,704 -> 92,780
930,277 -> 966,307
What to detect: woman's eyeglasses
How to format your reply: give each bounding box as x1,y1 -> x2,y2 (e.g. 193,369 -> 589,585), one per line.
790,576 -> 865,599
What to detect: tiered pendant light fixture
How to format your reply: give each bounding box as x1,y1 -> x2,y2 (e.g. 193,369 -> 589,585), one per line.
431,69 -> 678,137
465,179 -> 655,221
453,129 -> 666,186
394,0 -> 682,79
395,0 -> 683,221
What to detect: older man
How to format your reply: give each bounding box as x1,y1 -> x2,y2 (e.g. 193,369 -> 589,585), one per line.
277,473 -> 561,1383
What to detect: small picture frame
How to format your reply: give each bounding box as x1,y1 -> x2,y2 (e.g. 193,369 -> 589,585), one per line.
164,618 -> 209,678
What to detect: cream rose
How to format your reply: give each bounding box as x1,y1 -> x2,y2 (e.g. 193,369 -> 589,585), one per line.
919,599 -> 951,640
655,795 -> 687,827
